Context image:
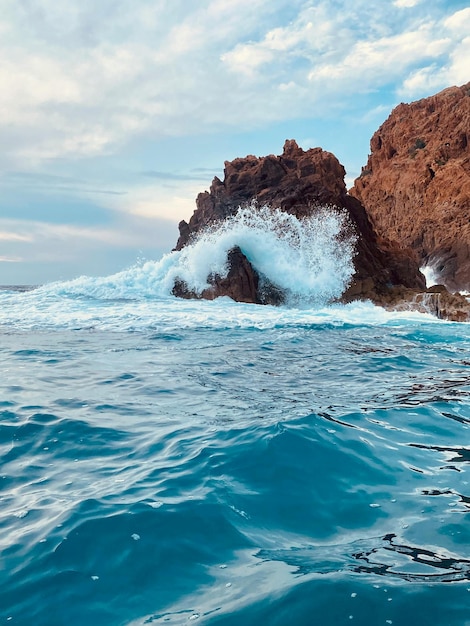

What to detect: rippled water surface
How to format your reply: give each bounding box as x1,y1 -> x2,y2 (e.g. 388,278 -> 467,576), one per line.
0,288 -> 469,625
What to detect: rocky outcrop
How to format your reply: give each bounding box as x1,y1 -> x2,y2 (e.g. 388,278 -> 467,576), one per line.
172,138 -> 470,320
175,140 -> 349,250
377,285 -> 470,323
351,82 -> 470,292
174,140 -> 426,304
172,246 -> 284,305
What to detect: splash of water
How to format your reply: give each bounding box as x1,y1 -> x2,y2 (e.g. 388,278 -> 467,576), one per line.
39,204 -> 356,306
420,265 -> 439,288
179,205 -> 356,305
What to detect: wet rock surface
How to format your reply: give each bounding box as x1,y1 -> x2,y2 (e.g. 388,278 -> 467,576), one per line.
375,285 -> 470,323
172,246 -> 285,305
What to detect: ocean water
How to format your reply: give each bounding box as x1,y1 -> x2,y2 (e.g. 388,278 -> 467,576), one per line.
0,209 -> 469,625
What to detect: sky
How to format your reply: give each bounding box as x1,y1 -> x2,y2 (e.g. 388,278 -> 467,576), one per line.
0,0 -> 469,285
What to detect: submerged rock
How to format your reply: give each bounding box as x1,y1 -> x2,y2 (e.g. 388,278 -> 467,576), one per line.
351,82 -> 470,292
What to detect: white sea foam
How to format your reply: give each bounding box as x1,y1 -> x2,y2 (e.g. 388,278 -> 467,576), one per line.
36,204 -> 357,306
181,204 -> 357,305
0,282 -> 443,333
0,205 -> 454,330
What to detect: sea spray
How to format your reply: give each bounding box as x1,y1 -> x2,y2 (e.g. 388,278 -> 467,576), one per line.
36,204 -> 356,306
420,264 -> 439,288
175,204 -> 357,305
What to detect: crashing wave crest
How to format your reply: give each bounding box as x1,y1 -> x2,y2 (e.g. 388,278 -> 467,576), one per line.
39,204 -> 357,307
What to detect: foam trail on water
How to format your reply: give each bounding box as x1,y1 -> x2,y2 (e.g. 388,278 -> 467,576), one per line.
38,205 -> 356,306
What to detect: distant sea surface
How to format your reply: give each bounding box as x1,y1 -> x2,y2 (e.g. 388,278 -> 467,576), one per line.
1,213 -> 469,625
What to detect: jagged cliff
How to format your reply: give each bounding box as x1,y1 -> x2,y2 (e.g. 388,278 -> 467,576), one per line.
351,82 -> 470,292
174,140 -> 425,304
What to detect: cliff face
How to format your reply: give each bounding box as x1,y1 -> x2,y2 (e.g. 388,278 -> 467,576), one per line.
174,140 -> 425,303
351,82 -> 470,292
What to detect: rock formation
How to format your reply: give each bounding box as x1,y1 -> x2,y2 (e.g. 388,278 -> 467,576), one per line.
171,86 -> 470,322
351,82 -> 470,292
173,246 -> 284,305
173,140 -> 426,304
374,284 -> 470,322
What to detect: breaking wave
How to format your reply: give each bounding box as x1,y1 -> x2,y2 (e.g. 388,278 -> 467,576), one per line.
178,205 -> 356,305
42,204 -> 356,306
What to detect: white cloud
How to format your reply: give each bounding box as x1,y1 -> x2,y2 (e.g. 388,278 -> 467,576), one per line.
0,256 -> 23,262
105,180 -> 205,223
397,8 -> 470,99
400,34 -> 470,98
0,0 -> 467,168
220,5 -> 341,78
393,0 -> 422,8
221,45 -> 275,78
309,27 -> 451,89
399,65 -> 443,97
0,198 -> 182,282
0,215 -> 178,264
0,230 -> 33,242
443,7 -> 470,33
446,36 -> 470,85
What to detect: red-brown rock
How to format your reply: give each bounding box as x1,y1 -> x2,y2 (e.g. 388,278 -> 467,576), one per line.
175,140 -> 352,250
172,246 -> 284,305
351,82 -> 470,292
376,285 -> 470,322
174,140 -> 425,304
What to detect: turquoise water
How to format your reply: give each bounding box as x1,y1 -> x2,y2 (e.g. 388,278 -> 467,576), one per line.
1,210 -> 469,625
0,282 -> 469,625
